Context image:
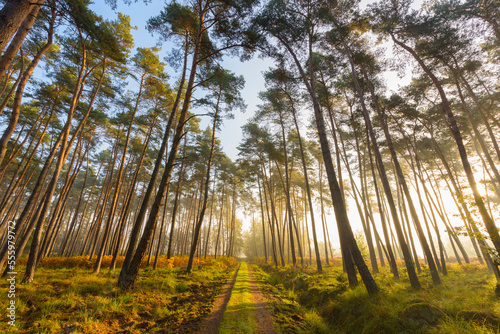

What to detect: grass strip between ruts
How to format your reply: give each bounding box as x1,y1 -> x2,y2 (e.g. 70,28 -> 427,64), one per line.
218,261 -> 256,333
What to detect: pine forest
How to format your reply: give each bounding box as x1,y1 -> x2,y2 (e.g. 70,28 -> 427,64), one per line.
0,0 -> 499,333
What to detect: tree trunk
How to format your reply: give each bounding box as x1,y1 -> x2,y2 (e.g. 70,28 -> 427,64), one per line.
351,118 -> 378,273
276,108 -> 297,266
187,112 -> 218,272
93,74 -> 144,274
275,33 -> 378,293
0,15 -> 54,167
203,175 -> 216,259
21,45 -> 85,283
0,0 -> 45,52
341,48 -> 419,287
166,137 -> 187,259
0,106 -> 53,218
431,135 -> 500,277
257,175 -> 268,262
110,113 -> 157,269
118,14 -> 205,289
119,39 -> 188,280
0,3 -> 42,81
392,34 -> 500,260
260,167 -> 278,266
59,150 -> 91,256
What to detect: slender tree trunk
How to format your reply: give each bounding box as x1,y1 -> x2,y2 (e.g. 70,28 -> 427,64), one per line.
352,53 -> 440,284
422,166 -> 470,263
318,165 -> 330,266
0,14 -> 54,167
166,137 -> 187,259
214,184 -> 225,260
0,3 -> 42,81
341,49 -> 420,287
21,45 -> 86,283
59,150 -> 91,256
94,74 -> 145,274
351,118 -> 378,273
118,15 -> 206,289
39,126 -> 89,261
0,58 -> 80,275
0,103 -> 42,181
119,38 -> 189,281
110,114 -> 157,269
275,33 -> 378,293
0,55 -> 24,118
452,58 -> 500,162
203,175 -> 216,259
392,35 -> 500,260
452,73 -> 500,197
431,136 -> 499,276
186,114 -> 218,272
262,160 -> 285,266
260,166 -> 278,266
0,0 -> 45,53
0,106 -> 53,217
153,179 -> 171,269
276,109 -> 297,266
80,159 -> 112,256
257,175 -> 268,262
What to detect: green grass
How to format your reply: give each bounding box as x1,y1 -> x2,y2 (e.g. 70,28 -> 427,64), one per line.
0,256 -> 237,333
219,262 -> 256,334
250,263 -> 326,334
252,259 -> 500,334
3,255 -> 496,333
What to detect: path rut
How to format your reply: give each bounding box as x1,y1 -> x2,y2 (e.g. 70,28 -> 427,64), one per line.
199,263 -> 240,334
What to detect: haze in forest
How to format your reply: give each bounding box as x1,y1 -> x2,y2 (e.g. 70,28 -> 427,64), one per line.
0,0 -> 499,333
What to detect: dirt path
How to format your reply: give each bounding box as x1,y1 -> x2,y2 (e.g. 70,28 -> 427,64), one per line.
199,262 -> 275,334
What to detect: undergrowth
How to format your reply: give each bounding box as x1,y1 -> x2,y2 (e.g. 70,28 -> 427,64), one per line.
0,255 -> 237,333
250,263 -> 330,334
252,258 -> 500,333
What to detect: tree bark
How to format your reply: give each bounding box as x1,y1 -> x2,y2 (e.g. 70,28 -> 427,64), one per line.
0,3 -> 42,81
0,0 -> 45,52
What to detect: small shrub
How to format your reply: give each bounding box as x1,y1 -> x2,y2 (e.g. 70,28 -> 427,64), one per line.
174,280 -> 189,293
268,273 -> 281,286
304,310 -> 330,334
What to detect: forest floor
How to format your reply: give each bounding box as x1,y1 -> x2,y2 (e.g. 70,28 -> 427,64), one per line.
1,256 -> 500,333
250,257 -> 500,333
0,255 -> 238,333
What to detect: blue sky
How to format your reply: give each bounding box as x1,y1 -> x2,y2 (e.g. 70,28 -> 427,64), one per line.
88,0 -> 414,160
90,1 -> 272,161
